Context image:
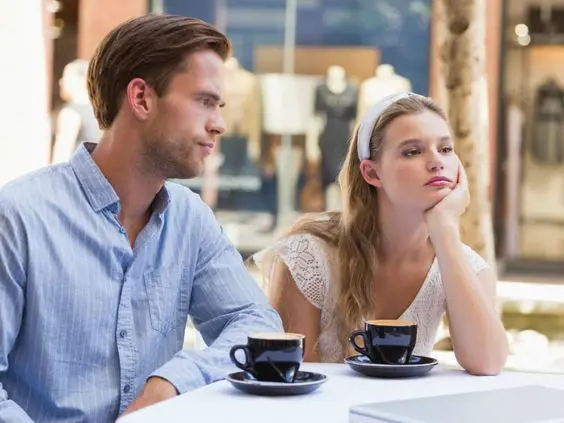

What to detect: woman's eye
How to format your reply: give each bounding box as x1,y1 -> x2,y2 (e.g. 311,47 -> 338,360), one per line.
402,149 -> 420,157
441,146 -> 454,153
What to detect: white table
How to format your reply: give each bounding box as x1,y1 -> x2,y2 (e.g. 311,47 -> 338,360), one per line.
119,363 -> 564,423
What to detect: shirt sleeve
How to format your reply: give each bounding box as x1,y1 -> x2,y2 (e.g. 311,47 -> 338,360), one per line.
150,203 -> 283,393
0,200 -> 34,422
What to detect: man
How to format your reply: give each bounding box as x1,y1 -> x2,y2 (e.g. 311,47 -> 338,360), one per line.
0,14 -> 282,422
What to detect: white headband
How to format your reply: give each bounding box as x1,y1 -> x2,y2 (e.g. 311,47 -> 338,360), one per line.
357,92 -> 420,161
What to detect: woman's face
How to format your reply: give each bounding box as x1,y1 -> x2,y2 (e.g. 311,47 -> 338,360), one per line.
366,110 -> 459,212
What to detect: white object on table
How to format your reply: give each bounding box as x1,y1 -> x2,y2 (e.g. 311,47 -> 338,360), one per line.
349,385 -> 564,422
118,363 -> 564,423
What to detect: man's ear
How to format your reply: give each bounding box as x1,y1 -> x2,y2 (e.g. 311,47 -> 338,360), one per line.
359,160 -> 382,188
126,78 -> 156,122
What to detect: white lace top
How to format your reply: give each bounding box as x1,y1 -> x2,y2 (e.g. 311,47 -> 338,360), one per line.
263,233 -> 489,363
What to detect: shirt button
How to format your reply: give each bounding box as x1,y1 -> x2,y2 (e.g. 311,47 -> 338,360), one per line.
119,330 -> 127,338
123,384 -> 131,394
119,228 -> 126,234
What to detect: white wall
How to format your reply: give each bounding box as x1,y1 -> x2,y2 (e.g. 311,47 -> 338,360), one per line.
0,0 -> 51,186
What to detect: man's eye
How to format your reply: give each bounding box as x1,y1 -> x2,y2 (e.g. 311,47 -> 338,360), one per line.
201,98 -> 215,108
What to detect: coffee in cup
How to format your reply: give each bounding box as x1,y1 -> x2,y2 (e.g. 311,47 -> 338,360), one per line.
229,332 -> 305,383
349,320 -> 417,365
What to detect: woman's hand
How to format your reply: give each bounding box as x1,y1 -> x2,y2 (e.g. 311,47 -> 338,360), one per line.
425,157 -> 470,229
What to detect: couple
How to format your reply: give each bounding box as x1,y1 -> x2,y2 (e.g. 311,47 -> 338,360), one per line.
0,14 -> 508,423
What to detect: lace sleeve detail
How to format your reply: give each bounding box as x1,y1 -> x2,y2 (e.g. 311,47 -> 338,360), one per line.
274,234 -> 330,309
462,244 -> 490,274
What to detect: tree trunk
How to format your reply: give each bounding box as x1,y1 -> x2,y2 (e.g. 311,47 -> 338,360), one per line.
438,0 -> 496,270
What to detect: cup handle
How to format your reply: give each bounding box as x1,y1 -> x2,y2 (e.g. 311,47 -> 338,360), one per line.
229,345 -> 252,373
349,330 -> 369,356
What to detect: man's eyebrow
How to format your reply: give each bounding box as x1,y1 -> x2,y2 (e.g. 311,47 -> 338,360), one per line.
194,91 -> 225,107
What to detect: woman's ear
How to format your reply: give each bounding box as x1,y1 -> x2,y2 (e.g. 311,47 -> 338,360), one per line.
359,160 -> 382,188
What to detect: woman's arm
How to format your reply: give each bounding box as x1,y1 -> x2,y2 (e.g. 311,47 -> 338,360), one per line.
425,159 -> 508,375
428,221 -> 508,375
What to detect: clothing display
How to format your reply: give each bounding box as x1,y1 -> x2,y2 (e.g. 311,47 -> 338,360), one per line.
519,79 -> 564,226
222,58 -> 262,162
259,74 -> 322,135
531,78 -> 564,164
500,33 -> 564,266
217,135 -> 262,191
314,81 -> 358,188
357,64 -> 412,118
259,74 -> 322,219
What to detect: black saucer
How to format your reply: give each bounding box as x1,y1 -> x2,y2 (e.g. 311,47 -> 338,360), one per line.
226,371 -> 327,396
345,354 -> 438,378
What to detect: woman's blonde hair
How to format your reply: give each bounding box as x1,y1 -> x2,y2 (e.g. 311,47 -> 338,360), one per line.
277,94 -> 447,357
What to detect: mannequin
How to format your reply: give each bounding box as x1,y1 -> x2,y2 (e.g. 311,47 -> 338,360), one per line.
306,65 -> 358,211
531,77 -> 564,164
221,57 -> 262,162
357,64 -> 412,118
520,78 -> 564,254
201,57 -> 262,208
259,73 -> 322,223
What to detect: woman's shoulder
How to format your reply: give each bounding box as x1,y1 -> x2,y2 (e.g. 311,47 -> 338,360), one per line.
277,212 -> 339,251
271,214 -> 340,309
275,231 -> 334,276
278,231 -> 329,254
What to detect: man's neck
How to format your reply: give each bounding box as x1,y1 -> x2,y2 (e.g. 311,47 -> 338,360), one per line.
91,131 -> 163,221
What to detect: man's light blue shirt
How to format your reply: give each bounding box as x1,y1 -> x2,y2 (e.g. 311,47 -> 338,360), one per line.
0,143 -> 282,422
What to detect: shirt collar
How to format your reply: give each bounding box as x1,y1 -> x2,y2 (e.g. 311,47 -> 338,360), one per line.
70,142 -> 171,215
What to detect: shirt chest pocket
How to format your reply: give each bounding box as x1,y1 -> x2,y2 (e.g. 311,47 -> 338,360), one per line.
143,267 -> 192,335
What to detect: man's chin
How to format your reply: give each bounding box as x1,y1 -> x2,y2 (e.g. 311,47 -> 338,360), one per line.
165,166 -> 203,181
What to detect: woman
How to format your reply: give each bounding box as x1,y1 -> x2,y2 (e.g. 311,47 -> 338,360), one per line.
52,59 -> 101,163
253,93 -> 508,375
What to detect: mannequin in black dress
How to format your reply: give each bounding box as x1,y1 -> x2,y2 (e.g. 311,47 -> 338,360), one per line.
307,66 -> 358,210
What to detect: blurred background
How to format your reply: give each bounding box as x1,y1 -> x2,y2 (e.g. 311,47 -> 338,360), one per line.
1,0 -> 563,372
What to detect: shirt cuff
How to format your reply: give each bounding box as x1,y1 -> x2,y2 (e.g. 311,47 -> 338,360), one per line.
149,356 -> 207,394
0,400 -> 35,423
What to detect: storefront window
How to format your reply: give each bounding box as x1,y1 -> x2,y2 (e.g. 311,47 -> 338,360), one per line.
160,0 -> 432,237
499,0 -> 564,272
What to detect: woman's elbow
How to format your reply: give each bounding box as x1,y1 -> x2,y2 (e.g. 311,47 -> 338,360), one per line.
464,361 -> 504,376
460,348 -> 509,376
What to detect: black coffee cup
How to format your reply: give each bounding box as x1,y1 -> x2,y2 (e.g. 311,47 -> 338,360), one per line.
229,332 -> 305,383
349,320 -> 417,365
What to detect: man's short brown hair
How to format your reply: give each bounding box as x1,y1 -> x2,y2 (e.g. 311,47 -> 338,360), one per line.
87,13 -> 231,129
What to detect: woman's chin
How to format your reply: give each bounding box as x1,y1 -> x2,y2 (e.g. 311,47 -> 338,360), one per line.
423,189 -> 451,207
